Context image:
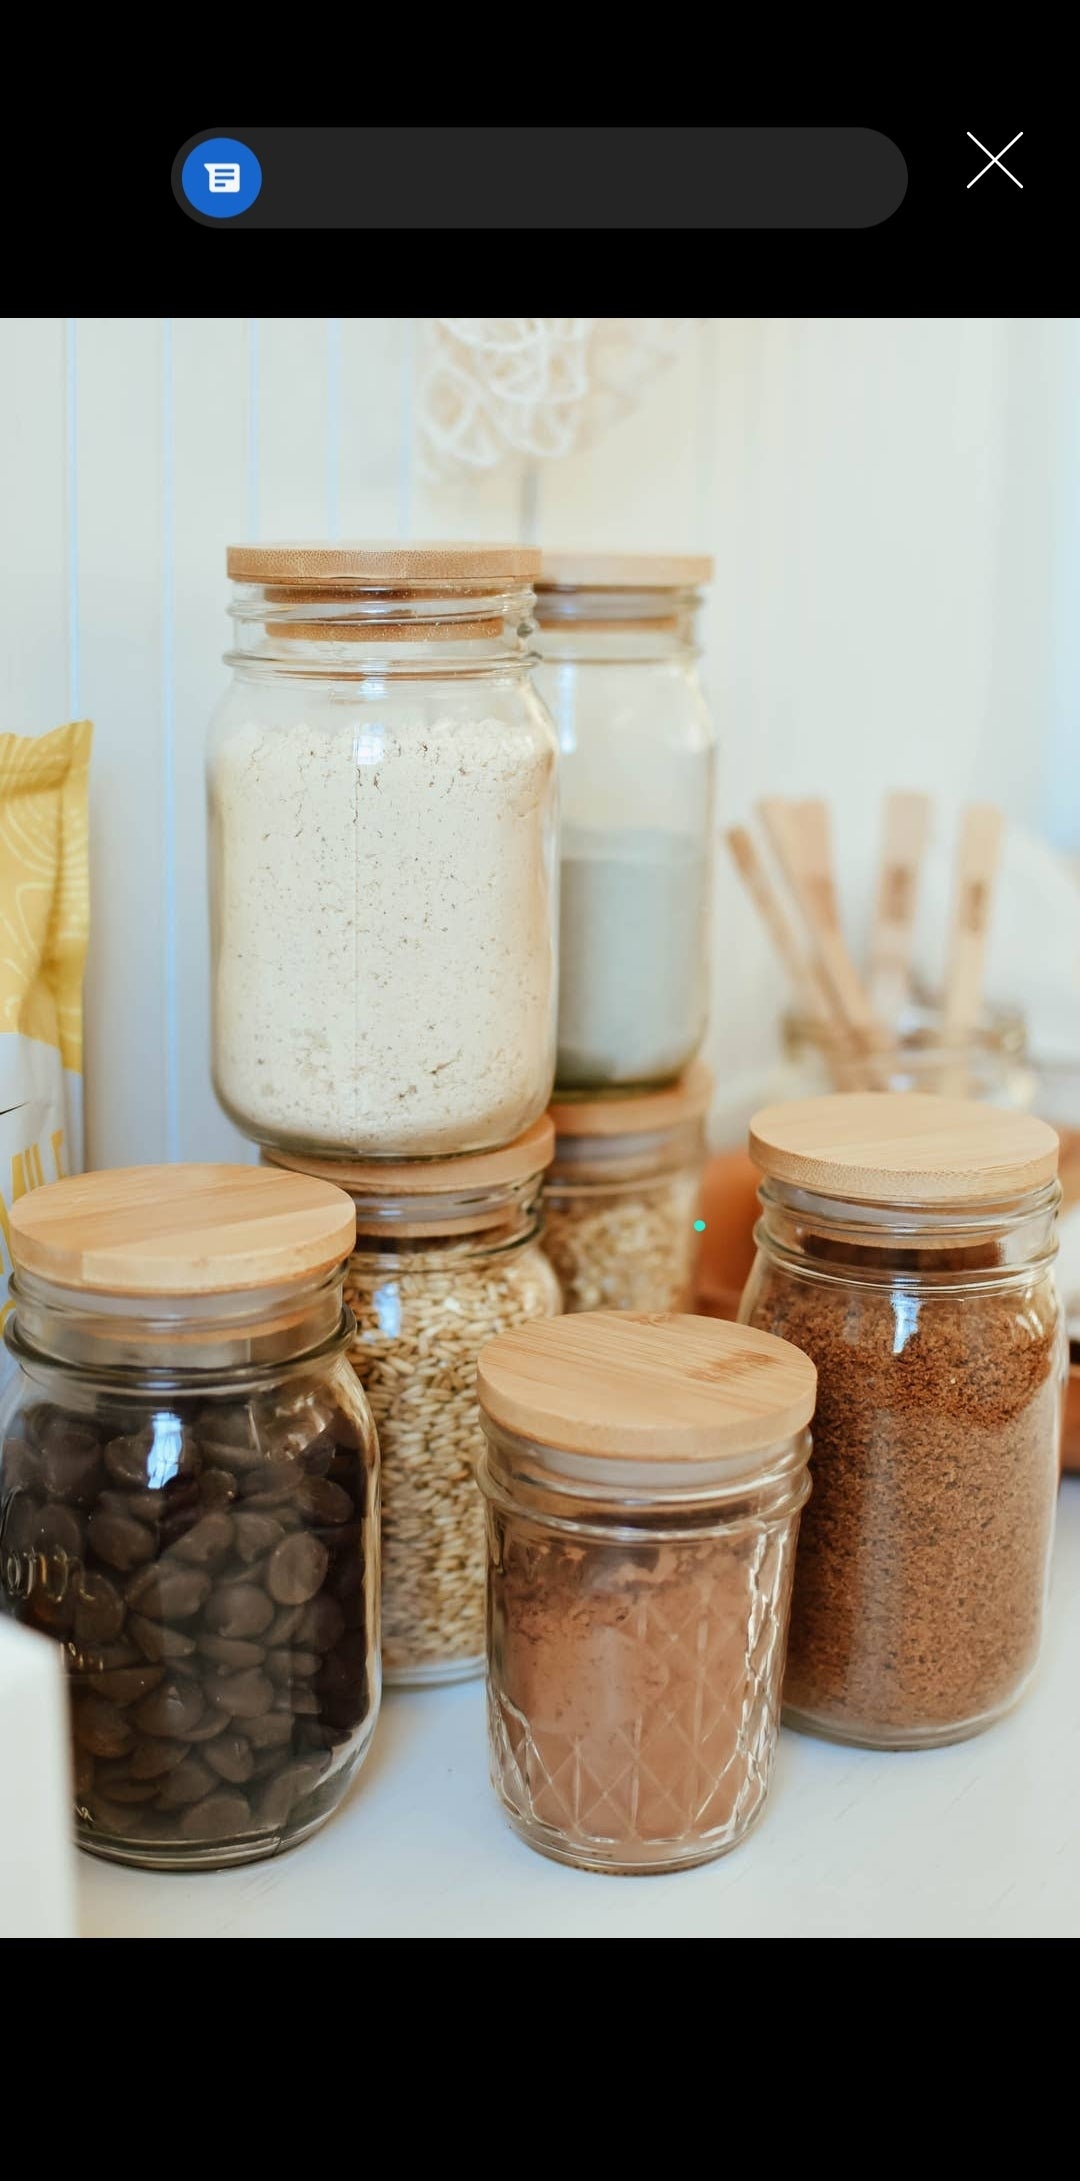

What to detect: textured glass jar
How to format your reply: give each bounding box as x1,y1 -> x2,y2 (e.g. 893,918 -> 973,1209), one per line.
266,1124 -> 561,1687
534,551 -> 716,1091
210,542 -> 559,1158
741,1093 -> 1064,1751
0,1166 -> 379,1870
776,997 -> 1034,1108
543,1067 -> 710,1313
477,1312 -> 815,1874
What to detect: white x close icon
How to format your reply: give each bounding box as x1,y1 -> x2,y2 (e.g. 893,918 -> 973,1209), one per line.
967,130 -> 1023,189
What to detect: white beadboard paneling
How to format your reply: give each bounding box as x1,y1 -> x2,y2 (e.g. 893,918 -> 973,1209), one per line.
172,317 -> 252,1163
339,317 -> 410,534
255,319 -> 333,538
76,317 -> 169,1170
0,319 -> 69,733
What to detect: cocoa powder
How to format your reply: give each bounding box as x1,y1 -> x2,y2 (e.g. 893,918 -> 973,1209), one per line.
745,1262 -> 1062,1743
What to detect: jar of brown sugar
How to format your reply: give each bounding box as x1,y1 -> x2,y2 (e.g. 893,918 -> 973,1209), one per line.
0,1165 -> 380,1869
267,1123 -> 561,1686
477,1311 -> 816,1873
741,1092 -> 1065,1751
543,1067 -> 710,1314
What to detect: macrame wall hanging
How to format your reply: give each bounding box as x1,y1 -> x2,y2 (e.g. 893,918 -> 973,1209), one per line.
417,318 -> 698,480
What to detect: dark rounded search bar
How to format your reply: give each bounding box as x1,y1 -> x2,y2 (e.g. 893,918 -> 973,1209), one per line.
173,127 -> 908,230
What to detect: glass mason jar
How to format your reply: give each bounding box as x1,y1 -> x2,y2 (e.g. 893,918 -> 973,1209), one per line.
0,1165 -> 379,1870
476,1311 -> 816,1874
210,542 -> 559,1159
741,1093 -> 1065,1751
267,1122 -> 562,1686
543,1066 -> 710,1313
534,551 -> 716,1092
776,996 -> 1034,1108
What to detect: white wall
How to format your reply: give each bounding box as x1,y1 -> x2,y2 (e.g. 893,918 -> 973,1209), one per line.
1,316 -> 1077,1168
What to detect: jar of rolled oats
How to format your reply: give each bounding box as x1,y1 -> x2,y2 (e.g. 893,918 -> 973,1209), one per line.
543,1068 -> 710,1314
265,1124 -> 561,1686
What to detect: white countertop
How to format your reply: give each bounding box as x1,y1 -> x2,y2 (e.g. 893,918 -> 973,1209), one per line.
78,1479 -> 1080,1940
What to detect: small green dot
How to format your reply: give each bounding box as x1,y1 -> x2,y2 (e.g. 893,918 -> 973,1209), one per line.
693,1219 -> 706,1232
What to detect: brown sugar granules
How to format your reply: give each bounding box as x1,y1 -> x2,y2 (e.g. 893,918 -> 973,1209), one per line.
744,1265 -> 1062,1745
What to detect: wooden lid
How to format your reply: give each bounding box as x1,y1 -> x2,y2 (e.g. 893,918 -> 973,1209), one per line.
749,1092 -> 1060,1205
477,1310 -> 816,1461
264,1117 -> 555,1199
537,550 -> 713,590
227,540 -> 539,585
8,1165 -> 356,1296
549,1064 -> 712,1139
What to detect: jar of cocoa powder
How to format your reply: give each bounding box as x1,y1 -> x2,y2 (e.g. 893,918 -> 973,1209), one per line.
0,1166 -> 380,1869
477,1311 -> 816,1874
543,1067 -> 710,1314
265,1125 -> 561,1687
741,1092 -> 1065,1750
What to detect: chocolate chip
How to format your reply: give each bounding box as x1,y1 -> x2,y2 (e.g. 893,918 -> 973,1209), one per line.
204,1733 -> 254,1785
178,1791 -> 251,1841
198,1633 -> 266,1669
199,1468 -> 240,1508
295,1595 -> 345,1652
75,1695 -> 136,1758
265,1603 -> 305,1645
155,1757 -> 218,1809
280,1685 -> 320,1716
72,1571 -> 125,1645
129,1613 -> 198,1662
267,1533 -> 329,1606
296,1476 -> 353,1526
34,1503 -> 86,1560
244,1711 -> 294,1750
183,1709 -> 231,1743
170,1513 -> 233,1566
103,1431 -> 155,1488
129,1737 -> 191,1780
38,1421 -> 103,1505
132,1678 -> 204,1738
93,1768 -> 161,1805
206,1669 -> 275,1719
266,1648 -> 321,1683
126,1565 -> 212,1620
88,1508 -> 156,1572
2,1436 -> 37,1492
255,1758 -> 327,1829
232,1510 -> 285,1564
203,1583 -> 274,1639
94,1664 -> 165,1705
240,1459 -> 303,1506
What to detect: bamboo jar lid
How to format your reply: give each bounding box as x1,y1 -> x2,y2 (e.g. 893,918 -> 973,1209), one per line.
264,1118 -> 554,1198
550,1065 -> 712,1140
537,550 -> 714,590
8,1165 -> 357,1296
227,541 -> 539,585
750,1092 -> 1060,1206
477,1310 -> 817,1461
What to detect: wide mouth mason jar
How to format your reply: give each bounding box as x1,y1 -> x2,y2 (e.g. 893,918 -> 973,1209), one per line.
266,1122 -> 561,1688
740,1093 -> 1064,1751
477,1310 -> 816,1875
210,540 -> 559,1159
534,550 -> 716,1093
544,1065 -> 710,1313
778,996 -> 1034,1108
0,1165 -> 380,1870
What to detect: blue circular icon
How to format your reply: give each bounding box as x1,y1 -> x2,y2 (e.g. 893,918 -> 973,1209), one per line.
181,137 -> 262,219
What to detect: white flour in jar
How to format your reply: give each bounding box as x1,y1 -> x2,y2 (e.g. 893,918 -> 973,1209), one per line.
211,714 -> 557,1155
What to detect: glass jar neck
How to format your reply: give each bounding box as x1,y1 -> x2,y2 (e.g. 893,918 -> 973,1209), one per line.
549,1118 -> 705,1192
478,1415 -> 811,1531
755,1177 -> 1061,1289
781,997 -> 1031,1103
347,1175 -> 543,1268
226,580 -> 537,680
6,1265 -> 347,1381
535,587 -> 701,661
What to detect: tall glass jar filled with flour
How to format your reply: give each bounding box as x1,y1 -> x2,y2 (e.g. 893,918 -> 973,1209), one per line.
209,543 -> 559,1160
534,552 -> 716,1092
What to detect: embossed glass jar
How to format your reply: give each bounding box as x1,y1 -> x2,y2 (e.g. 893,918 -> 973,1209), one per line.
534,551 -> 716,1092
477,1311 -> 815,1874
0,1165 -> 380,1870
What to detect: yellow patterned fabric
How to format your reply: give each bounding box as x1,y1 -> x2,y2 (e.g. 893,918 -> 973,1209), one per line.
0,720 -> 91,1070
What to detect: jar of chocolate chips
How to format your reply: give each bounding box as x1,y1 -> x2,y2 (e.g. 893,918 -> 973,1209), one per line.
0,1165 -> 380,1869
741,1093 -> 1065,1751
